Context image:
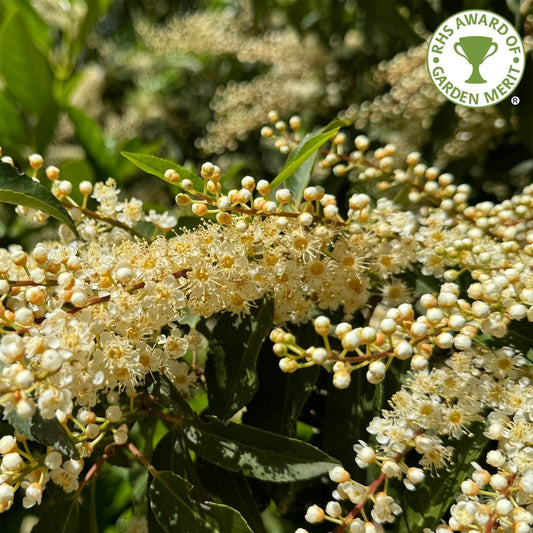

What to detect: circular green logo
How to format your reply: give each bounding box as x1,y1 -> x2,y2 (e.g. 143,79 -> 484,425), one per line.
427,10 -> 526,108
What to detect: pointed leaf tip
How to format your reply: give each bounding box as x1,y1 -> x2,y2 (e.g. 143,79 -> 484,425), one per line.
0,162 -> 78,237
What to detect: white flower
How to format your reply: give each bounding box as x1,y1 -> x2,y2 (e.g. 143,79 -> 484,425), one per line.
304,504 -> 324,523
339,480 -> 366,504
0,436 -> 17,455
0,483 -> 15,512
165,361 -> 196,394
371,492 -> 402,523
146,210 -> 177,231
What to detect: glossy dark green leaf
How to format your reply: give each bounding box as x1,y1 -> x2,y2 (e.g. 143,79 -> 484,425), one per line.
321,368 -> 383,475
0,11 -> 53,113
269,119 -> 346,190
0,162 -> 79,237
6,409 -> 79,458
184,416 -> 340,482
5,408 -> 32,440
32,497 -> 79,533
154,374 -> 195,421
398,423 -> 489,532
245,362 -> 320,438
121,151 -> 204,193
197,459 -> 268,533
30,415 -> 79,458
206,502 -> 255,533
151,430 -> 187,477
149,471 -> 253,533
148,506 -> 168,533
243,323 -> 320,437
205,299 -> 274,419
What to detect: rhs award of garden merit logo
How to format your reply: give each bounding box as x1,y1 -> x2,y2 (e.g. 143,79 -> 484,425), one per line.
427,10 -> 526,108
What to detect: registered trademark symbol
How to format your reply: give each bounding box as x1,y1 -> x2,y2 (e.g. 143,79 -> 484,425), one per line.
511,96 -> 520,105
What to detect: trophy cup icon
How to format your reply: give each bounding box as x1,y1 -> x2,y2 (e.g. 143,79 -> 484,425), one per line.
453,36 -> 498,84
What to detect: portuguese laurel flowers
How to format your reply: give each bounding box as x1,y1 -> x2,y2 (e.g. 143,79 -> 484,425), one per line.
0,116 -> 531,532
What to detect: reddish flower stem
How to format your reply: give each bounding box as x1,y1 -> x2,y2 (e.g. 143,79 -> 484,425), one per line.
147,406 -> 183,426
333,472 -> 387,533
483,473 -> 517,533
7,279 -> 58,287
61,202 -> 146,240
77,444 -> 120,494
30,269 -> 188,326
128,441 -> 158,477
333,429 -> 424,532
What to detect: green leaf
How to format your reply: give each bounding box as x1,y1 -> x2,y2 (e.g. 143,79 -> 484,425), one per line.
243,322 -> 320,437
67,107 -> 115,176
57,159 -> 96,203
151,430 -> 187,477
205,299 -> 274,419
506,320 -> 533,358
197,460 -> 268,533
398,423 -> 489,532
184,416 -> 340,482
153,374 -> 195,421
88,479 -> 98,533
207,502 -> 255,533
243,362 -> 319,438
150,471 -> 253,533
121,152 -> 204,193
34,101 -> 59,154
0,91 -> 24,144
91,464 -> 133,528
269,120 -> 346,190
1,0 -> 52,55
280,141 -> 319,206
321,367 -> 384,474
0,162 -> 79,237
0,10 -> 54,113
32,497 -> 80,533
6,409 -> 79,458
114,138 -> 162,183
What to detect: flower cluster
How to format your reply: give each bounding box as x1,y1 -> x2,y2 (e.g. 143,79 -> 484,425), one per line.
137,4 -> 331,153
296,345 -> 532,533
339,43 -> 509,169
260,127 -> 532,531
0,112 -> 531,529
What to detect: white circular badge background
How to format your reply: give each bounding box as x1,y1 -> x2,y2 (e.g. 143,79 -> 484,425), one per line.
427,10 -> 525,108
